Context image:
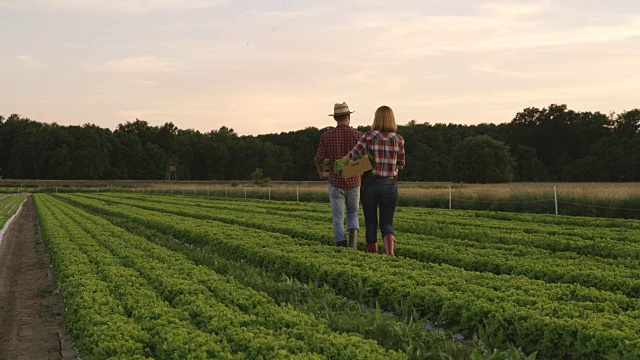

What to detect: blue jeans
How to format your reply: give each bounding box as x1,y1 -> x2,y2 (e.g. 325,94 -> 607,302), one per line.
360,177 -> 398,244
328,184 -> 360,243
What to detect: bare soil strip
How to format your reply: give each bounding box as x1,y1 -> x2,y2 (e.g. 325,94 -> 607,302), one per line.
0,197 -> 76,360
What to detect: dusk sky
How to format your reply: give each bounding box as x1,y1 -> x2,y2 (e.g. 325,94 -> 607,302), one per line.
1,1 -> 639,135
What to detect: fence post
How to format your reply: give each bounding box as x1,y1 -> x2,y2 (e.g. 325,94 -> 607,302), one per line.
554,186 -> 558,215
207,188 -> 210,196
268,186 -> 271,201
449,186 -> 452,210
244,188 -> 247,199
296,187 -> 299,202
225,188 -> 227,198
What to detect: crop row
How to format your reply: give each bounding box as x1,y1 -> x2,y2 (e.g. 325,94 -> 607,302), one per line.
100,192 -> 640,248
0,194 -> 26,229
97,193 -> 640,249
80,193 -> 640,297
103,192 -> 640,265
59,193 -> 640,359
99,208 -> 527,359
36,194 -> 403,359
109,192 -> 640,236
36,196 -> 158,359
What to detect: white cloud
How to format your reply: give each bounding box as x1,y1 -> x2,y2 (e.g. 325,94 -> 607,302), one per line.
83,93 -> 119,105
337,5 -> 640,61
469,64 -> 537,77
133,80 -> 156,86
409,76 -> 640,108
93,56 -> 175,73
2,1 -> 639,134
114,109 -> 173,123
1,55 -> 40,69
248,7 -> 332,19
16,55 -> 40,69
163,23 -> 187,32
0,0 -> 226,15
479,1 -> 550,18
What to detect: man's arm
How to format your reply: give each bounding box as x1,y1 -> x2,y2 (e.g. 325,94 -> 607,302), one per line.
347,133 -> 367,159
314,135 -> 326,165
314,134 -> 329,179
397,136 -> 406,170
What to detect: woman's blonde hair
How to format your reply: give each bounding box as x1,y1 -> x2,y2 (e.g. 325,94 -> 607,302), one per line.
372,105 -> 397,132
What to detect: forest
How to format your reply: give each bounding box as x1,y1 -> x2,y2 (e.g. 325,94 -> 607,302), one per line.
1,104 -> 639,183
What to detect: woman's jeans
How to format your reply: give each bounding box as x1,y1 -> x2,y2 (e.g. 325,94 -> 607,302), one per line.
328,184 -> 360,243
360,177 -> 398,244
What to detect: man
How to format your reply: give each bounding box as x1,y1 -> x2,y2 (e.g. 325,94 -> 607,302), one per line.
314,102 -> 363,248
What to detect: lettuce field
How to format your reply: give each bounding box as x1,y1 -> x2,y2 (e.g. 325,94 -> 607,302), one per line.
0,194 -> 26,230
32,193 -> 640,359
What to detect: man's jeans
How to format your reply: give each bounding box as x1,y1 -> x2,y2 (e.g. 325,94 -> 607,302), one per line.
328,184 -> 360,243
360,177 -> 398,244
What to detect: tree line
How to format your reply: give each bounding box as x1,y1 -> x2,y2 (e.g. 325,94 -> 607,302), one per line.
1,104 -> 639,183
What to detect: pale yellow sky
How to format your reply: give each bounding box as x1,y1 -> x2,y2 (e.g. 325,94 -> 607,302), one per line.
1,1 -> 639,135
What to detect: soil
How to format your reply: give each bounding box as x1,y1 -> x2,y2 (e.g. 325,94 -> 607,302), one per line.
0,197 -> 76,360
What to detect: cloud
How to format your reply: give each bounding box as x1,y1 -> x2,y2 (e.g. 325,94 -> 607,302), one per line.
0,0 -> 226,15
3,1 -> 639,135
114,109 -> 173,123
409,77 -> 640,109
83,93 -> 119,105
133,80 -> 156,86
248,7 -> 332,19
1,55 -> 40,69
336,2 -> 640,61
16,55 -> 40,69
479,1 -> 550,18
469,64 -> 536,77
93,56 -> 175,73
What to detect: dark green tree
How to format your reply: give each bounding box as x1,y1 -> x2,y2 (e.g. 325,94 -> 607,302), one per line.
67,125 -> 111,179
511,145 -> 547,181
450,135 -> 516,183
1,104 -> 637,182
259,126 -> 322,180
509,104 -> 613,179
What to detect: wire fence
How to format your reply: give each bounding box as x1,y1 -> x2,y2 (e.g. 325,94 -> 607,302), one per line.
556,200 -> 640,212
3,183 -> 640,219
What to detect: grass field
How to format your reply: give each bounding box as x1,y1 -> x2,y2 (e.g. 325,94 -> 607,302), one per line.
30,192 -> 640,359
5,179 -> 640,198
5,180 -> 640,219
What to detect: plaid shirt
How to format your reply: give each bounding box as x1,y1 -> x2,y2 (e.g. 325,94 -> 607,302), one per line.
348,130 -> 405,178
314,125 -> 363,189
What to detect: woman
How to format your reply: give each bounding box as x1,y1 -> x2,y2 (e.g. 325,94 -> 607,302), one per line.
346,106 -> 405,256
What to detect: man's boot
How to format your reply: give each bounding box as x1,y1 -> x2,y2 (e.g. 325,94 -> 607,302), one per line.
383,234 -> 395,257
366,243 -> 378,253
336,240 -> 347,247
348,229 -> 358,249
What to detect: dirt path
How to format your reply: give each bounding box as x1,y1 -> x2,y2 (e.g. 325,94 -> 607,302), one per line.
0,197 -> 76,360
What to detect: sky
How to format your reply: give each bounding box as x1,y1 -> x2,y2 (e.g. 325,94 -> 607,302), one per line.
1,0 -> 639,136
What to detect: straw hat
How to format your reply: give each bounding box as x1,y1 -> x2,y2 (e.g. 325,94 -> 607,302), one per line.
328,102 -> 355,116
